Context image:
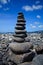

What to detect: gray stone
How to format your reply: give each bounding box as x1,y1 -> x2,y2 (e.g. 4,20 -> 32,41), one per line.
9,42 -> 33,54
22,51 -> 35,62
14,34 -> 26,38
35,44 -> 43,54
16,22 -> 25,25
9,51 -> 35,64
14,37 -> 25,42
15,26 -> 25,30
32,54 -> 43,65
15,30 -> 26,33
25,37 -> 30,42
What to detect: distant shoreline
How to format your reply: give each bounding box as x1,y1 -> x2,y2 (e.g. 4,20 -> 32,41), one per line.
0,30 -> 43,34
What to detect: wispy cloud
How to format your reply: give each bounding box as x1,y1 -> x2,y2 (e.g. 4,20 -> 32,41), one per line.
35,1 -> 40,4
34,22 -> 39,24
0,0 -> 10,4
37,15 -> 41,19
30,24 -> 36,28
22,5 -> 43,11
0,0 -> 7,4
38,25 -> 43,28
0,0 -> 10,11
22,6 -> 33,11
0,5 -> 2,8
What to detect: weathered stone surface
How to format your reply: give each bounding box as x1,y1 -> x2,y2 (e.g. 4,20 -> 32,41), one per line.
1,43 -> 9,49
15,26 -> 25,30
17,19 -> 25,21
9,51 -> 35,64
32,54 -> 43,65
17,20 -> 25,22
35,44 -> 43,54
25,37 -> 30,42
22,52 -> 35,62
0,43 -> 10,65
14,37 -> 25,42
16,22 -> 26,25
15,30 -> 26,33
14,34 -> 26,38
9,42 -> 33,54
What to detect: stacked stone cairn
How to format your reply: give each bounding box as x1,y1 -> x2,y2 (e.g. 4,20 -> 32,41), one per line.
9,12 -> 35,65
13,12 -> 27,43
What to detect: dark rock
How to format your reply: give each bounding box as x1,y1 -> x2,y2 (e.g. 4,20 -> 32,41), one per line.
23,52 -> 35,62
35,44 -> 43,54
32,54 -> 43,65
9,51 -> 35,64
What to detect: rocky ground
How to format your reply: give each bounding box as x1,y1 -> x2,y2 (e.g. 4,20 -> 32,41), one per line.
0,40 -> 43,65
0,32 -> 43,65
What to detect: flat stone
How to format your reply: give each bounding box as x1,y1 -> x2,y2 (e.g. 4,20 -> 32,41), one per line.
15,26 -> 25,30
14,34 -> 27,38
14,37 -> 25,42
15,30 -> 26,33
17,20 -> 25,22
9,42 -> 33,54
16,22 -> 25,25
17,19 -> 25,21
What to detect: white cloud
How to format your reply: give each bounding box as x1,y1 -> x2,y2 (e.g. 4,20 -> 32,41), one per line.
35,1 -> 40,4
0,5 -> 2,8
38,25 -> 43,28
22,5 -> 43,11
31,26 -> 36,28
30,24 -> 36,28
37,15 -> 41,19
0,0 -> 7,4
0,0 -> 10,4
34,22 -> 39,24
22,6 -> 33,11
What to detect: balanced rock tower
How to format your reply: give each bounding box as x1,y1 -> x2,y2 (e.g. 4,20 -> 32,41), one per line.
14,12 -> 27,43
9,12 -> 34,65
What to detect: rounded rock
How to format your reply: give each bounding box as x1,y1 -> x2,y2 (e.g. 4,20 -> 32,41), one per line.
32,54 -> 43,65
9,51 -> 35,64
9,42 -> 33,54
35,44 -> 43,54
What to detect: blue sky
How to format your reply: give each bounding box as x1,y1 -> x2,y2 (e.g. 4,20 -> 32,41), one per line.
0,0 -> 43,32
